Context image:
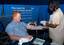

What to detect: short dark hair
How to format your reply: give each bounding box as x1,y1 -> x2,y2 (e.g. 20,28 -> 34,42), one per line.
49,1 -> 59,11
49,1 -> 59,8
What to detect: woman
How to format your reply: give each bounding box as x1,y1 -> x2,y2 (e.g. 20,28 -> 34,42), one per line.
46,2 -> 64,45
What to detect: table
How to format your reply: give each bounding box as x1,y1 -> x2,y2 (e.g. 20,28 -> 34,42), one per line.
27,26 -> 50,45
27,25 -> 49,39
28,25 -> 48,30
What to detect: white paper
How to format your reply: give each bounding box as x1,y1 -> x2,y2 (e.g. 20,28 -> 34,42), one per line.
18,37 -> 33,45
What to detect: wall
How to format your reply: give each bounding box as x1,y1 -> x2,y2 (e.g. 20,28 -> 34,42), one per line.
3,5 -> 48,24
0,4 -> 64,24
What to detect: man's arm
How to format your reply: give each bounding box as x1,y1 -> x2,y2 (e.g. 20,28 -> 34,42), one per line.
9,35 -> 22,41
9,35 -> 32,41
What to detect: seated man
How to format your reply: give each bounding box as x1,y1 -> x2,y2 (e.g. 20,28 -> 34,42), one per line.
5,11 -> 35,45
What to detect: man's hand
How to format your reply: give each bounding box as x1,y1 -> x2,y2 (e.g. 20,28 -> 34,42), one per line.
27,35 -> 33,40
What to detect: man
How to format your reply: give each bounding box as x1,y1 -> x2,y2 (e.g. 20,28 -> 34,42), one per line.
46,2 -> 64,45
5,11 -> 34,45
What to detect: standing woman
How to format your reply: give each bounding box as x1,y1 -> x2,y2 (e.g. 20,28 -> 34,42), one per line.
46,2 -> 64,45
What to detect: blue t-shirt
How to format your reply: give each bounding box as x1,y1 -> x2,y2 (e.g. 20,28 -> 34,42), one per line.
6,21 -> 29,37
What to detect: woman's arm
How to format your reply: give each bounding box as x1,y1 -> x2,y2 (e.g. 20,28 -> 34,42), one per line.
46,22 -> 59,28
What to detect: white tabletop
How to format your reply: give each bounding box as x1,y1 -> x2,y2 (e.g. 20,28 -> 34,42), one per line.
29,26 -> 48,30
